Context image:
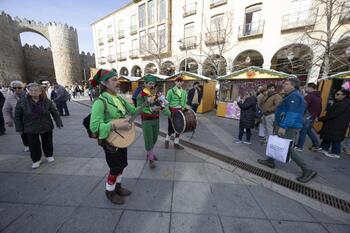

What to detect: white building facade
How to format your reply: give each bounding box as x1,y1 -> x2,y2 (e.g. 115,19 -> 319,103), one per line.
92,0 -> 350,82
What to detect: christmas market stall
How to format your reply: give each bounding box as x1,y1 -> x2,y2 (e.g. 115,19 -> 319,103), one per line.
216,66 -> 292,119
166,71 -> 216,113
138,74 -> 169,95
117,75 -> 142,94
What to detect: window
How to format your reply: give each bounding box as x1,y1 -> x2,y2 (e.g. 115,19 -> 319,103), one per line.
99,48 -> 104,57
98,29 -> 103,38
130,14 -> 137,33
148,0 -> 155,25
210,14 -> 224,32
289,0 -> 311,23
107,25 -> 113,34
148,27 -> 156,53
244,4 -> 262,34
132,39 -> 138,50
158,24 -> 166,52
108,46 -> 114,55
98,29 -> 103,44
139,4 -> 146,28
118,20 -> 124,38
183,23 -> 196,48
184,22 -> 195,38
158,0 -> 166,21
140,30 -> 147,54
120,43 -> 125,53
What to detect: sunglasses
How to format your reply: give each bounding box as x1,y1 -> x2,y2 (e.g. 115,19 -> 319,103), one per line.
13,87 -> 23,90
335,93 -> 343,96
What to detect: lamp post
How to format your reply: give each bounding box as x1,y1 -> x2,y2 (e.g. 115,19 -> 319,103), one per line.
178,39 -> 187,72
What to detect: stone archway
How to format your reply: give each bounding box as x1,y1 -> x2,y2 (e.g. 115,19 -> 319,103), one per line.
0,12 -> 82,85
160,61 -> 175,76
179,58 -> 198,73
202,55 -> 227,78
233,50 -> 264,71
120,67 -> 129,76
131,65 -> 142,77
144,63 -> 157,74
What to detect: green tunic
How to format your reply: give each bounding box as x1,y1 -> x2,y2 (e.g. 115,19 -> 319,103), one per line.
90,92 -> 136,140
166,86 -> 187,109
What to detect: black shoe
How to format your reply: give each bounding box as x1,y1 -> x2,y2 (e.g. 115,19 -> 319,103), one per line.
165,140 -> 169,149
174,143 -> 184,150
296,170 -> 317,183
115,183 -> 132,196
105,190 -> 125,205
257,159 -> 275,169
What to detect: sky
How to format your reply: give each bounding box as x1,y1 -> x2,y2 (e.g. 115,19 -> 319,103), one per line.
0,0 -> 130,53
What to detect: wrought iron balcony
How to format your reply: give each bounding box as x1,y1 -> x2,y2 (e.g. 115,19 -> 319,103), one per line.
118,30 -> 125,39
238,20 -> 264,39
129,49 -> 139,59
106,55 -> 116,63
98,38 -> 104,45
117,52 -> 127,61
205,30 -> 226,46
107,34 -> 114,42
130,25 -> 138,35
179,36 -> 197,50
281,9 -> 317,31
183,2 -> 197,17
209,0 -> 227,9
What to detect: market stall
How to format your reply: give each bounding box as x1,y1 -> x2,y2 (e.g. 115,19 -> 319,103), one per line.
117,75 -> 142,94
216,66 -> 292,119
166,71 -> 216,113
138,74 -> 169,95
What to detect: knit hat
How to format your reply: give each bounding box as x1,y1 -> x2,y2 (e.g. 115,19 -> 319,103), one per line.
10,80 -> 24,88
143,74 -> 157,83
90,68 -> 118,88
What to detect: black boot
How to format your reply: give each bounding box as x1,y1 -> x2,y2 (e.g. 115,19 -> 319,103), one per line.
115,183 -> 132,196
296,170 -> 317,183
257,159 -> 275,169
105,190 -> 125,204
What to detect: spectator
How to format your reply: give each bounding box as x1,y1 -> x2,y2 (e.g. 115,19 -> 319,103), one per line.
317,89 -> 350,158
2,81 -> 29,150
15,83 -> 63,169
234,91 -> 257,145
295,83 -> 322,152
187,82 -> 203,112
258,78 -> 317,183
0,91 -> 5,135
257,86 -> 267,139
53,83 -> 70,116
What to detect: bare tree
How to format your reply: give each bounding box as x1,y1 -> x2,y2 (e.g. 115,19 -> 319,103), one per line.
300,0 -> 350,79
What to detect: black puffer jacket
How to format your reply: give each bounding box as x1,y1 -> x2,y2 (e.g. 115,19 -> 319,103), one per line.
319,98 -> 350,141
15,95 -> 63,134
238,96 -> 257,129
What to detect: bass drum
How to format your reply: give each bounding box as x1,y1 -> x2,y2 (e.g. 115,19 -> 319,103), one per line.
171,109 -> 197,134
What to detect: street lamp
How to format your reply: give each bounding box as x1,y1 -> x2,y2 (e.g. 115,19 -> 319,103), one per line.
178,39 -> 187,72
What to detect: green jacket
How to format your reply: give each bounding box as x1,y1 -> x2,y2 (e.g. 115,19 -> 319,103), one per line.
166,86 -> 187,109
15,96 -> 62,134
89,92 -> 136,139
136,90 -> 171,117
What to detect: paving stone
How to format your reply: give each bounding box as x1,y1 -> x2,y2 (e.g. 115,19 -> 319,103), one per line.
221,216 -> 277,233
115,210 -> 170,233
58,207 -> 122,233
140,161 -> 174,180
324,223 -> 350,233
123,160 -> 146,179
174,162 -> 208,182
204,163 -> 243,184
271,220 -> 329,233
303,206 -> 345,224
76,158 -> 109,176
173,181 -> 218,214
175,150 -> 205,163
171,213 -> 223,233
37,157 -> 90,175
0,204 -> 31,231
53,144 -> 101,158
127,179 -> 172,212
248,185 -> 314,221
2,205 -> 75,233
211,183 -> 266,218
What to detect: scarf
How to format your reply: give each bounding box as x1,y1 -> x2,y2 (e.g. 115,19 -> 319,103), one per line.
29,97 -> 45,119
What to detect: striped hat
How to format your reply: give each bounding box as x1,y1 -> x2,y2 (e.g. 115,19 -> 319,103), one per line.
90,69 -> 118,88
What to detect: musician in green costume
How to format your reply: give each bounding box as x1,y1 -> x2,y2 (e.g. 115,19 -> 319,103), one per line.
137,74 -> 170,168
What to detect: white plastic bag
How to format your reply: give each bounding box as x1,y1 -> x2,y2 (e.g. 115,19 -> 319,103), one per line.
266,135 -> 293,163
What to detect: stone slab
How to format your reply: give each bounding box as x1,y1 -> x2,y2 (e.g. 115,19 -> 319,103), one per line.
174,162 -> 208,182
271,220 -> 329,233
170,213 -> 223,233
140,161 -> 174,180
220,216 -> 277,233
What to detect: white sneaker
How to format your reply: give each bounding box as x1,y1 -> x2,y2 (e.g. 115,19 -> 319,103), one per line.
325,153 -> 340,159
47,157 -> 55,163
24,146 -> 30,152
32,161 -> 41,169
243,141 -> 252,145
234,140 -> 243,144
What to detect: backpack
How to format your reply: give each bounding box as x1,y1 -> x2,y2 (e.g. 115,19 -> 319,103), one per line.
82,98 -> 108,139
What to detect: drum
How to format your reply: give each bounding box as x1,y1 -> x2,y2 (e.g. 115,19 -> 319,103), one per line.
171,109 -> 197,134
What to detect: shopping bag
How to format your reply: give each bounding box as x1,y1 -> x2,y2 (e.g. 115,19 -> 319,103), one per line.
266,135 -> 293,163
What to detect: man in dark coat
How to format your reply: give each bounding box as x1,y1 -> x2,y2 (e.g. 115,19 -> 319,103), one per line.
318,89 -> 350,158
0,91 -> 5,135
187,82 -> 202,112
234,92 -> 257,144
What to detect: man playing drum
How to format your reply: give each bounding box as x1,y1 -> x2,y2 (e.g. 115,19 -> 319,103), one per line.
89,69 -> 136,205
137,74 -> 171,168
165,76 -> 188,149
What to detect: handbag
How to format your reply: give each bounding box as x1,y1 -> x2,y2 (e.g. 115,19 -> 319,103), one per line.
266,135 -> 293,163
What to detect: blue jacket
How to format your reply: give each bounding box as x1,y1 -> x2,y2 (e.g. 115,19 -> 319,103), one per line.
275,89 -> 305,129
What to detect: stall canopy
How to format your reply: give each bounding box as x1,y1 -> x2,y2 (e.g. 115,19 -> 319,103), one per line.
118,76 -> 142,82
167,71 -> 211,81
218,66 -> 295,80
138,74 -> 169,82
328,71 -> 350,80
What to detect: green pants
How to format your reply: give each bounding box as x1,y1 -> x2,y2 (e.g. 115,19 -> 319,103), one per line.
267,128 -> 309,172
142,120 -> 160,151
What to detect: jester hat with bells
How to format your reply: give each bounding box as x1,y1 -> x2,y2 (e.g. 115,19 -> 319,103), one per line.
89,68 -> 118,88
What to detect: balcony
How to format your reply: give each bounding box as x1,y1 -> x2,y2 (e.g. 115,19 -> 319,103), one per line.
238,20 -> 264,40
129,49 -> 139,59
130,25 -> 138,35
179,36 -> 197,50
97,57 -> 106,65
107,34 -> 114,42
98,38 -> 104,45
183,2 -> 197,17
106,55 -> 116,63
117,52 -> 127,61
205,30 -> 226,46
209,0 -> 227,9
281,9 -> 317,32
118,30 -> 125,39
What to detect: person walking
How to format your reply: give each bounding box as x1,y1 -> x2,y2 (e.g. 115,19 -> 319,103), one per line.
187,82 -> 202,112
2,81 -> 29,151
295,83 -> 322,152
0,91 -> 5,136
53,83 -> 70,116
234,91 -> 257,145
317,89 -> 350,158
258,78 -> 317,183
15,83 -> 63,169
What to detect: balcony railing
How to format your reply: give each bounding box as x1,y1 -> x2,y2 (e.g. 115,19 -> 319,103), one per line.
98,38 -> 104,45
106,55 -> 116,63
107,34 -> 114,42
209,0 -> 227,9
238,20 -> 265,39
183,2 -> 197,17
281,9 -> 317,31
179,36 -> 197,50
97,57 -> 106,65
118,30 -> 125,39
117,52 -> 127,61
129,49 -> 139,59
205,30 -> 226,46
130,25 -> 138,35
